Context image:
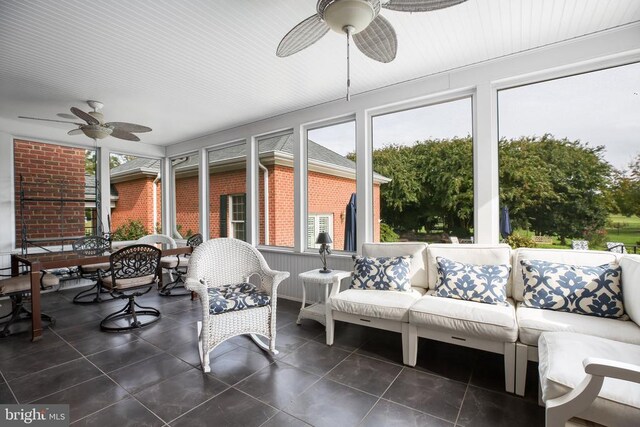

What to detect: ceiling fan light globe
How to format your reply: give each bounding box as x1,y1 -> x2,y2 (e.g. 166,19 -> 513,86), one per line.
82,125 -> 112,139
323,0 -> 375,34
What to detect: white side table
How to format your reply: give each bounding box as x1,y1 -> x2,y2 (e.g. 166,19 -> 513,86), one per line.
297,269 -> 349,326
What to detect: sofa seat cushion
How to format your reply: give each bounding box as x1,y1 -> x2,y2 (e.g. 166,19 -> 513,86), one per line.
160,256 -> 189,269
517,305 -> 640,346
208,283 -> 271,315
539,332 -> 640,427
330,287 -> 425,322
410,294 -> 518,342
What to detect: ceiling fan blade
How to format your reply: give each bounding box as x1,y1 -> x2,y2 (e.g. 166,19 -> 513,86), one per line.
18,116 -> 83,125
57,113 -> 77,120
276,14 -> 330,57
353,15 -> 397,63
110,128 -> 140,141
70,107 -> 99,125
105,122 -> 152,133
68,128 -> 83,135
382,0 -> 467,12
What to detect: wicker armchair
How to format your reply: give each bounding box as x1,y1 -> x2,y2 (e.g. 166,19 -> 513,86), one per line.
185,238 -> 289,372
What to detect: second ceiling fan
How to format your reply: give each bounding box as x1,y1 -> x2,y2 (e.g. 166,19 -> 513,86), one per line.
277,0 -> 467,100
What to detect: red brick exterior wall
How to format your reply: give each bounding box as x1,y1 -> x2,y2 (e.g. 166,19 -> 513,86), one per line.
110,178 -> 162,234
175,175 -> 199,235
13,139 -> 86,245
208,169 -> 247,239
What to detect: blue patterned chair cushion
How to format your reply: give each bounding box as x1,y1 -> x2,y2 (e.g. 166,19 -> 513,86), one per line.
435,257 -> 510,306
521,259 -> 625,319
207,283 -> 271,315
350,256 -> 412,292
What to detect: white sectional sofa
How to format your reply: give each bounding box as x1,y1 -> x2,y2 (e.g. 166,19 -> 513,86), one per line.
325,242 -> 640,396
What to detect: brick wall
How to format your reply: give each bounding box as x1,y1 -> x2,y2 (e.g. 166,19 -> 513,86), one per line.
13,140 -> 86,245
175,175 -> 199,236
208,169 -> 247,238
111,177 -> 161,235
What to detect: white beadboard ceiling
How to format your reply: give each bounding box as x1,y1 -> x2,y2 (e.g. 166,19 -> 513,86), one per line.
0,0 -> 639,147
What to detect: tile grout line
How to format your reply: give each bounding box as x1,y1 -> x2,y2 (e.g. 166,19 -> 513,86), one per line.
48,326 -> 169,425
0,368 -> 19,404
355,365 -> 405,426
454,381 -> 470,427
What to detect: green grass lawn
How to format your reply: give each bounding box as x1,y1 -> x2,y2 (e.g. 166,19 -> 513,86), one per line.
606,215 -> 640,250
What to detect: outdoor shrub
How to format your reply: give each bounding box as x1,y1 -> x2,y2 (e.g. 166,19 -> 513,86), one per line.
380,222 -> 399,242
581,226 -> 607,248
505,232 -> 536,249
112,219 -> 148,241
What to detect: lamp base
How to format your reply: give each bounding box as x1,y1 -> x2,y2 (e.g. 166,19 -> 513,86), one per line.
319,268 -> 332,274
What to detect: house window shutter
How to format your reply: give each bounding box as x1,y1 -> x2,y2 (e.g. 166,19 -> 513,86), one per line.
219,195 -> 228,237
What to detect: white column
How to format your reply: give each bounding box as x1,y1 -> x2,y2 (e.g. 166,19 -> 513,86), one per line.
0,132 -> 15,252
293,125 -> 306,253
161,156 -> 172,236
246,136 -> 258,246
199,147 -> 209,241
98,145 -> 111,236
356,110 -> 372,252
474,82 -> 500,244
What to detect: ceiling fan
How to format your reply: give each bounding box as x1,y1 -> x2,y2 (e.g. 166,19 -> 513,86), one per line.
277,0 -> 467,100
19,100 -> 152,141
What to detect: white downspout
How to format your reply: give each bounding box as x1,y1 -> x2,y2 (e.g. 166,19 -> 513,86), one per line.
153,172 -> 160,234
259,162 -> 269,245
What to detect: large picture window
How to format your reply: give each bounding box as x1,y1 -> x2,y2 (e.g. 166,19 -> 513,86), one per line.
209,143 -> 247,241
498,62 -> 640,250
306,121 -> 356,252
371,98 -> 474,243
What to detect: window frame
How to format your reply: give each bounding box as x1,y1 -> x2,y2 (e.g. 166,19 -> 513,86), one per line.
229,193 -> 247,241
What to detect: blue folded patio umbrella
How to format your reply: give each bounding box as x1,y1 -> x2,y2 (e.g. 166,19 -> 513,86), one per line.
344,193 -> 357,252
500,206 -> 512,239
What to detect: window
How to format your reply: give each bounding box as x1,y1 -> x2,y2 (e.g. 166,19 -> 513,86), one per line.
306,121 -> 356,252
209,143 -> 247,240
371,98 -> 474,243
498,62 -> 640,250
109,153 -> 162,240
307,214 -> 334,248
14,140 -> 97,251
171,153 -> 199,239
257,132 -> 294,247
229,194 -> 246,241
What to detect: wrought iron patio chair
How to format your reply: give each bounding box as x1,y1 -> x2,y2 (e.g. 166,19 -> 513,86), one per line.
185,238 -> 289,372
0,267 -> 58,337
72,235 -> 114,304
99,244 -> 162,332
606,241 -> 627,254
571,240 -> 589,250
157,233 -> 203,296
136,234 -> 178,290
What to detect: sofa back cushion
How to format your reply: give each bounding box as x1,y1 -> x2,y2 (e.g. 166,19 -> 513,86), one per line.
362,242 -> 428,289
350,256 -> 412,292
435,257 -> 510,306
521,259 -> 625,318
620,255 -> 640,324
427,244 -> 512,294
512,248 -> 621,302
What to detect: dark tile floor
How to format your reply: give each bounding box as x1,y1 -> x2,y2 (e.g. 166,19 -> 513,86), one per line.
0,283 -> 545,426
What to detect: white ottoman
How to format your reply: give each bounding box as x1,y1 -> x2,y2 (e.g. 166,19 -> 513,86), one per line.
538,332 -> 640,427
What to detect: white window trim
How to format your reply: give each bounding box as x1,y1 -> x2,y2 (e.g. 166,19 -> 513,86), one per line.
307,213 -> 334,249
229,193 -> 246,240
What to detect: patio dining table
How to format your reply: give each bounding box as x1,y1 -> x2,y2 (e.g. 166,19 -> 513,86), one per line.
11,245 -> 192,342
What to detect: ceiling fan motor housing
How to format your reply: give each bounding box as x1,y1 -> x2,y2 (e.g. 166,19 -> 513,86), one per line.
319,0 -> 379,34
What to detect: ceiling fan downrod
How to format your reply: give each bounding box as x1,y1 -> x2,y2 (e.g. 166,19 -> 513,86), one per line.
345,25 -> 354,102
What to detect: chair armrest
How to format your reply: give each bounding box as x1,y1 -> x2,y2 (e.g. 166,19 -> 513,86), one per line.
545,357 -> 640,427
185,278 -> 209,304
328,271 -> 351,298
584,357 -> 640,384
260,268 -> 290,296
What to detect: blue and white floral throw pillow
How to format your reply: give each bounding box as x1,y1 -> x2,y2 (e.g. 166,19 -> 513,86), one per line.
435,257 -> 510,306
521,259 -> 625,319
350,256 -> 412,292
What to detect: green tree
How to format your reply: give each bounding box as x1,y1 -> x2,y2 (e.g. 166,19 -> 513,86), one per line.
611,155 -> 640,217
85,151 -> 133,175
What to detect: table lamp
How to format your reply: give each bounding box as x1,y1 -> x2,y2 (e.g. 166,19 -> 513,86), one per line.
316,232 -> 333,273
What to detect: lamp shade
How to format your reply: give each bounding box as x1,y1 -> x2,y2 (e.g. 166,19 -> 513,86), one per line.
315,232 -> 332,245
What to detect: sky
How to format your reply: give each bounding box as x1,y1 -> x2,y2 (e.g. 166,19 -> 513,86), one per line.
308,62 -> 640,172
